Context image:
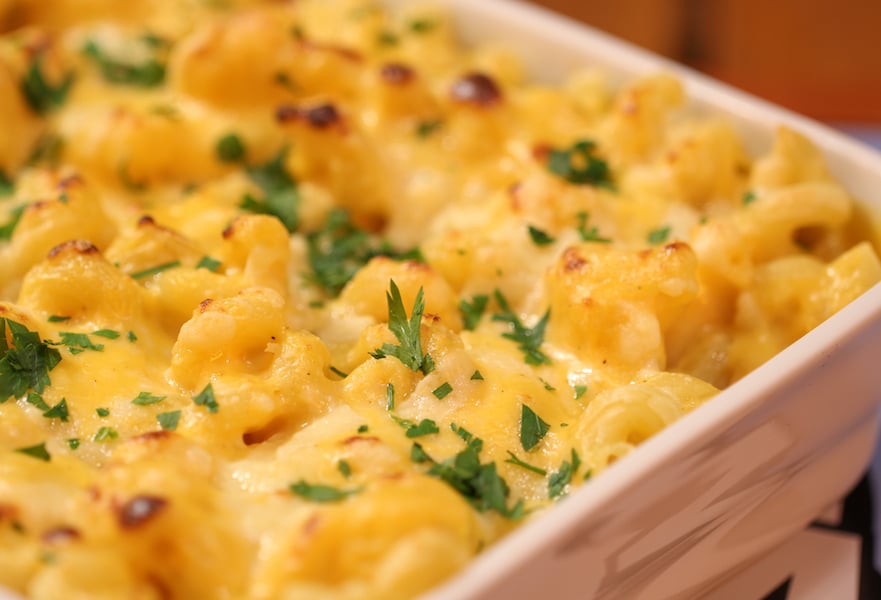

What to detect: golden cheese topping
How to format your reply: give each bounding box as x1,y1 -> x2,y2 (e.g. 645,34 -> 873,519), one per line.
0,1 -> 879,598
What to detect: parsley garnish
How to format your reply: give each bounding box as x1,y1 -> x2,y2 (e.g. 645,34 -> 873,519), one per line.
520,404 -> 550,451
408,19 -> 437,33
306,208 -> 419,296
377,31 -> 399,46
386,383 -> 395,410
15,442 -> 50,462
196,256 -> 222,272
67,438 -> 80,450
47,315 -> 70,323
470,370 -> 484,381
132,391 -> 165,406
0,172 -> 13,196
338,460 -> 352,478
329,365 -> 348,379
527,225 -> 555,246
20,54 -> 74,114
414,426 -> 523,518
42,398 -> 69,422
432,382 -> 453,399
240,148 -> 299,233
27,134 -> 64,167
0,204 -> 25,241
93,426 -> 119,442
127,331 -> 138,342
548,449 -> 581,499
96,407 -> 110,417
416,119 -> 443,138
357,424 -> 369,433
505,450 -> 547,476
742,190 -> 757,205
491,290 -> 551,365
576,211 -> 611,243
393,415 -> 440,438
192,383 -> 218,413
92,329 -> 120,340
82,40 -> 165,87
25,392 -> 50,411
131,260 -> 181,280
289,480 -> 362,503
369,281 -> 434,374
458,294 -> 488,331
55,332 -> 103,354
157,410 -> 180,431
0,318 -> 62,401
647,225 -> 671,245
546,139 -> 614,189
573,384 -> 588,400
216,133 -> 246,163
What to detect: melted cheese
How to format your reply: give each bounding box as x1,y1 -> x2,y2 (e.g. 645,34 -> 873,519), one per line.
0,1 -> 879,598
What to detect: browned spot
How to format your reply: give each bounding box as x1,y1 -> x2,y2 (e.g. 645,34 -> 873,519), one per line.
198,298 -> 214,313
137,215 -> 156,227
380,62 -> 415,85
342,436 -> 379,445
242,417 -> 288,446
507,182 -> 523,211
0,503 -> 19,522
28,199 -> 52,211
380,471 -> 404,481
302,513 -> 322,537
276,102 -> 343,129
450,72 -> 502,106
423,312 -> 441,323
117,495 -> 168,529
298,39 -> 362,62
41,526 -> 80,544
531,144 -> 552,162
663,241 -> 688,253
48,240 -> 99,258
57,174 -> 84,191
87,486 -> 102,502
146,574 -> 173,600
132,430 -> 172,443
562,247 -> 587,272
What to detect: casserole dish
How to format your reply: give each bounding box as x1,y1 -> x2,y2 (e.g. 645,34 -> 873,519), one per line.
405,1 -> 881,598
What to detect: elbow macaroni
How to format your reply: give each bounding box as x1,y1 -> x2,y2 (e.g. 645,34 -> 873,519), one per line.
0,1 -> 878,598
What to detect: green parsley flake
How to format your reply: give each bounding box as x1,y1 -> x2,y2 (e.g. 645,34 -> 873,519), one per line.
92,329 -> 120,340
492,290 -> 551,365
55,332 -> 103,354
357,424 -> 369,433
240,148 -> 299,233
458,294 -> 488,331
0,205 -> 25,241
192,383 -> 218,413
196,256 -> 222,272
576,211 -> 612,243
157,410 -> 180,431
127,331 -> 138,342
20,54 -> 74,114
408,19 -> 437,33
25,392 -> 50,411
548,449 -> 582,499
81,40 -> 165,87
338,460 -> 352,478
527,225 -> 555,246
47,315 -> 70,323
216,133 -> 246,163
132,391 -> 165,406
289,480 -> 362,503
574,384 -> 588,400
42,398 -> 69,422
15,442 -> 50,462
93,426 -> 119,442
67,438 -> 80,450
504,450 -> 547,476
520,404 -> 550,451
742,190 -> 757,205
329,365 -> 348,379
416,119 -> 443,138
432,382 -> 453,400
0,318 -> 63,401
0,171 -> 13,196
369,281 -> 434,374
647,225 -> 672,245
470,370 -> 484,381
131,260 -> 181,280
386,383 -> 395,410
546,139 -> 614,189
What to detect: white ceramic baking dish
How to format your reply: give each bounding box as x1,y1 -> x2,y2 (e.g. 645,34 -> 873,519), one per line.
366,1 -> 881,599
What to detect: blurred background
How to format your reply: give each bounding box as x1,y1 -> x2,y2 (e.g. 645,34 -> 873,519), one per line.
530,0 -> 881,145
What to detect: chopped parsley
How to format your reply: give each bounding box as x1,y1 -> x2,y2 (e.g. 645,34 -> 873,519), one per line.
548,449 -> 582,499
458,294 -> 488,331
81,40 -> 165,87
432,382 -> 453,400
576,211 -> 611,243
25,392 -> 50,411
306,208 -> 419,296
67,438 -> 80,450
0,171 -> 12,196
546,139 -> 614,189
216,133 -> 246,163
491,290 -> 551,365
408,19 -> 437,33
338,460 -> 352,478
573,384 -> 588,400
15,442 -> 50,462
0,318 -> 63,401
376,31 -> 399,46
470,370 -> 484,381
527,225 -> 555,246
96,407 -> 110,417
413,424 -> 523,518
647,225 -> 671,245
289,480 -> 362,503
27,134 -> 64,167
157,410 -> 180,431
127,331 -> 138,342
240,148 -> 299,233
47,315 -> 70,323
132,391 -> 165,406
0,204 -> 25,241
20,54 -> 74,114
520,404 -> 550,451
369,281 -> 434,374
386,383 -> 395,410
393,415 -> 440,438
329,365 -> 348,379
131,260 -> 181,280
742,190 -> 757,205
192,383 -> 218,413
42,398 -> 69,422
93,426 -> 119,442
92,329 -> 120,340
505,450 -> 547,476
55,332 -> 103,354
196,256 -> 222,272
357,424 -> 369,433
416,119 -> 443,138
